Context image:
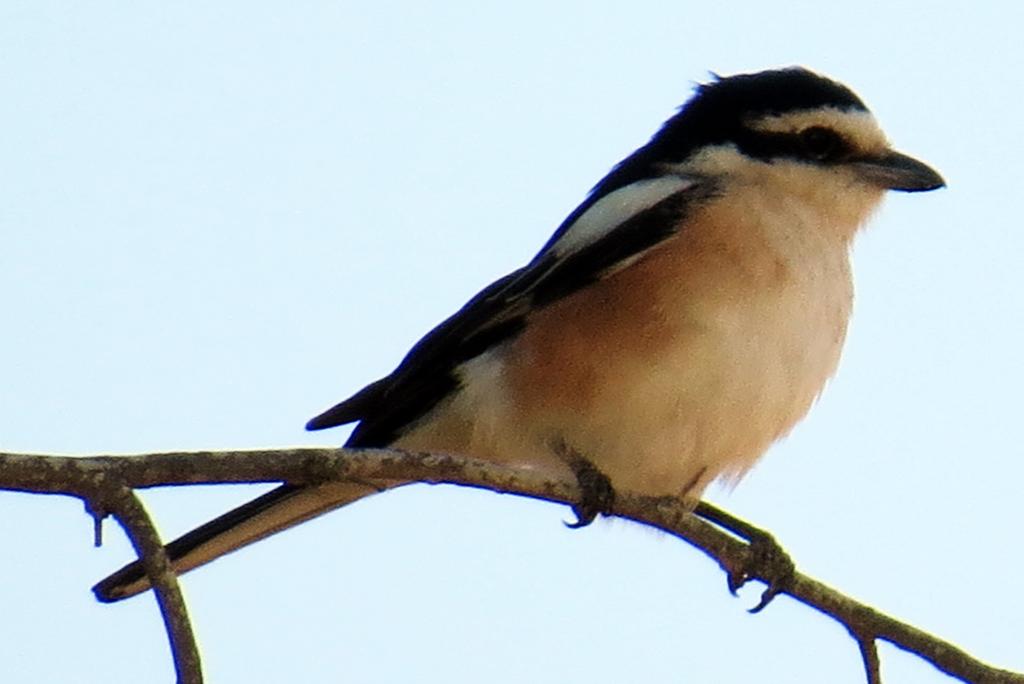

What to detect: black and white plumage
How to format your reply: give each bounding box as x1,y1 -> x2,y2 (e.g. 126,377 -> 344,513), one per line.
96,67 -> 943,602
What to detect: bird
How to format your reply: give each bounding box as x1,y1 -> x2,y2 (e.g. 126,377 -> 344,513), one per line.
95,67 -> 944,602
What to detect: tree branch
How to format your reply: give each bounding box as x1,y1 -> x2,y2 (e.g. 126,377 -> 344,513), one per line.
0,447 -> 1019,684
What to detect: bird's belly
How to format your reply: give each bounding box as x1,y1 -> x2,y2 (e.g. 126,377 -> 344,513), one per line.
510,314 -> 844,496
462,240 -> 849,497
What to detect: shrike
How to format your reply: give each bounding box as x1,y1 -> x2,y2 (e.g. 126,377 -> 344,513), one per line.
96,67 -> 944,601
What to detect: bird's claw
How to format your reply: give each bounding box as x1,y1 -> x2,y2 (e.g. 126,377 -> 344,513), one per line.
694,502 -> 795,613
564,454 -> 616,528
725,530 -> 795,613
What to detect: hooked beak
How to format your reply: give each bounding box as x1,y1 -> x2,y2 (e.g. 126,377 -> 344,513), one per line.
850,150 -> 946,192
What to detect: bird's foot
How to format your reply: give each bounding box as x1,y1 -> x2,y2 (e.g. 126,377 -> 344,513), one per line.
695,502 -> 795,613
562,451 -> 616,528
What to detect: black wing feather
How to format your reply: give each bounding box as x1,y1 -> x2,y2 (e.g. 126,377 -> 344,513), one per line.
309,179 -> 714,447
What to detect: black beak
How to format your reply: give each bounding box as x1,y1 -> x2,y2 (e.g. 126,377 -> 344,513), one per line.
851,150 -> 945,192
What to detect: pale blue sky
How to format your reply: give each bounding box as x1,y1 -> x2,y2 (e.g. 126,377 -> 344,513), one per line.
2,3 -> 1022,682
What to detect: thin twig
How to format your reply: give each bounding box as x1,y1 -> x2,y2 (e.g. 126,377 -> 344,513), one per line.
98,485 -> 203,684
853,631 -> 882,684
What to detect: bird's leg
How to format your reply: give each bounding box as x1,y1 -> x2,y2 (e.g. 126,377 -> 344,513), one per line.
551,440 -> 616,528
694,501 -> 795,612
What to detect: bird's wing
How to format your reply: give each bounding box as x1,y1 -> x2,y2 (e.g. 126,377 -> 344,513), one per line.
312,174 -> 712,446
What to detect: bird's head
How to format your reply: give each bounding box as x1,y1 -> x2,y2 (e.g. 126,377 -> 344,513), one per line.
595,67 -> 944,236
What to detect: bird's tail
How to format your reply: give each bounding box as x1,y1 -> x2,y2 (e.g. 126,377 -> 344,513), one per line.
93,480 -> 384,602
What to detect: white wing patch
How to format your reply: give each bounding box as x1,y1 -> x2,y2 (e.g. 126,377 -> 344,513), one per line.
547,175 -> 695,258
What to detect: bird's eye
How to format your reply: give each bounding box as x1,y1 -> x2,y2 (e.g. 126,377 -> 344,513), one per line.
797,126 -> 845,162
